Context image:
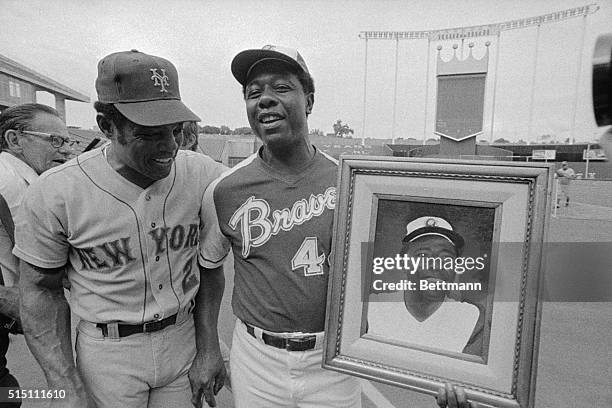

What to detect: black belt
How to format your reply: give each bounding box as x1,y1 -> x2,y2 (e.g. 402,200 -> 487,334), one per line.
96,314 -> 178,338
245,323 -> 317,352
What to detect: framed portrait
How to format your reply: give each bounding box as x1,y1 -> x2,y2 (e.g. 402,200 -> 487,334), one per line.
323,156 -> 553,408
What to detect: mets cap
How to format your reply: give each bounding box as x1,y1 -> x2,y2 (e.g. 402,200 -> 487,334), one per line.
95,49 -> 200,126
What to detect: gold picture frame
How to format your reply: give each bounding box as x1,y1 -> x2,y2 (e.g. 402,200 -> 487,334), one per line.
323,156 -> 553,408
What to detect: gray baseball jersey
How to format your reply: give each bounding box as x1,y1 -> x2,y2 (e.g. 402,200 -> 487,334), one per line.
556,167 -> 575,185
13,148 -> 226,324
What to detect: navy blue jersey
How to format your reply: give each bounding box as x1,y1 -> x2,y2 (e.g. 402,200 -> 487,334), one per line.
201,147 -> 337,332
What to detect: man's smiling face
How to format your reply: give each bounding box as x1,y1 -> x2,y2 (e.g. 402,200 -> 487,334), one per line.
110,120 -> 182,186
405,235 -> 458,302
244,61 -> 313,151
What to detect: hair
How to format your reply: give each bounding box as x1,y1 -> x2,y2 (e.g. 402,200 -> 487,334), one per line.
93,101 -> 132,144
93,101 -> 130,131
0,103 -> 61,151
242,63 -> 315,97
181,121 -> 199,151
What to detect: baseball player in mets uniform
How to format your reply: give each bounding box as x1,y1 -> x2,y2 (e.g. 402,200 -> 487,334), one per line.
555,161 -> 576,207
14,51 -> 226,408
200,45 -> 361,407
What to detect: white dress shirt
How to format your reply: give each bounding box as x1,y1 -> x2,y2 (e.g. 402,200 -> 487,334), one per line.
0,151 -> 38,286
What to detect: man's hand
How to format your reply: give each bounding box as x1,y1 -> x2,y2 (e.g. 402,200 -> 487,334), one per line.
189,347 -> 227,408
219,340 -> 232,392
436,383 -> 478,408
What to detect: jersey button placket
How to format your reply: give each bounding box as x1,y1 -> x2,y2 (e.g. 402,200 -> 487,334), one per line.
143,192 -> 166,325
150,218 -> 159,261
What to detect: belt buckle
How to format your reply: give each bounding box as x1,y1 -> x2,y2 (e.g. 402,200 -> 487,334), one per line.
287,335 -> 316,351
143,320 -> 163,333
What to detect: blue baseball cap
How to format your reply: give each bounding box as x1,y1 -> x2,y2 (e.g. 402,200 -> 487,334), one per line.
231,45 -> 310,86
95,49 -> 200,126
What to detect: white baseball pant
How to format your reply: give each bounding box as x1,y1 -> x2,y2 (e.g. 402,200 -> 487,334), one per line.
230,320 -> 361,408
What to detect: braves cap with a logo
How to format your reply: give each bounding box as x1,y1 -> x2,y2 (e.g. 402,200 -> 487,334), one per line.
231,45 -> 310,86
403,216 -> 465,253
95,49 -> 200,126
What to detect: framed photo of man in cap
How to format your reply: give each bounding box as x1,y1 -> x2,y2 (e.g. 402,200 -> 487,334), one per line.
366,202 -> 497,361
323,156 -> 553,408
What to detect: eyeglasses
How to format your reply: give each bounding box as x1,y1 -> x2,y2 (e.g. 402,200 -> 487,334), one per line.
19,130 -> 77,149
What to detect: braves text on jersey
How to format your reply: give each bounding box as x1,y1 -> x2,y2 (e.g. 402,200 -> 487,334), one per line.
200,147 -> 337,333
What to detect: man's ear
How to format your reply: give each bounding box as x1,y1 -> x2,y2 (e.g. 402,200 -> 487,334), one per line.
3,129 -> 23,153
305,93 -> 314,115
96,112 -> 115,139
185,133 -> 197,149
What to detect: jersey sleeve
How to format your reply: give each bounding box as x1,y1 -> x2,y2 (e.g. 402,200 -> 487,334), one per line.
198,176 -> 231,268
12,176 -> 69,269
196,151 -> 228,182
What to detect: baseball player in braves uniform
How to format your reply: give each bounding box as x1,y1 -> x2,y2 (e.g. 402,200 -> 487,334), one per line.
200,45 -> 361,407
15,51 -> 226,408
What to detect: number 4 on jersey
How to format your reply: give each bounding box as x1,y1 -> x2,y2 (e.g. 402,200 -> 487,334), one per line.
291,237 -> 325,276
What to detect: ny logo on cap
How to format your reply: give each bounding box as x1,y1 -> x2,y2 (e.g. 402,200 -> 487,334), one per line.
150,68 -> 169,93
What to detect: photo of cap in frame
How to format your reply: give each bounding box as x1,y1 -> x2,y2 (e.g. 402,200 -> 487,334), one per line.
366,199 -> 497,362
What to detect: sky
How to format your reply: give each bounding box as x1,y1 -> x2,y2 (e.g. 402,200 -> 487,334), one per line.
1,0 -> 610,142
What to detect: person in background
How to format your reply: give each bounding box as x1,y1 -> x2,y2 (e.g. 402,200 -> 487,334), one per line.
555,161 -> 576,208
0,102 -> 73,407
180,121 -> 200,152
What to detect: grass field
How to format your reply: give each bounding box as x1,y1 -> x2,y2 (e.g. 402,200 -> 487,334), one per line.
8,182 -> 612,407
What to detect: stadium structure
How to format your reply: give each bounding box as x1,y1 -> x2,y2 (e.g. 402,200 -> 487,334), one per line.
357,3 -> 603,167
0,53 -> 89,122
